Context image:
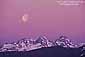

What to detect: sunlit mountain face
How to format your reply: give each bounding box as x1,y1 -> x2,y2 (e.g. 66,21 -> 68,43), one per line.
0,0 -> 85,43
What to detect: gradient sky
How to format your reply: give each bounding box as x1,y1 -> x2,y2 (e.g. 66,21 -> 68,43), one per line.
0,0 -> 85,43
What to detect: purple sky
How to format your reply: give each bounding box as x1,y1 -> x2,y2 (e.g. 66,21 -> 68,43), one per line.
0,0 -> 85,43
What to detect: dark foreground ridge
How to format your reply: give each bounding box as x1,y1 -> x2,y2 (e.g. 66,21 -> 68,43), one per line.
0,46 -> 82,57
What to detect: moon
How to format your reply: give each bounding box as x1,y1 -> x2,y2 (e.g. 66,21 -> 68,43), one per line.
22,14 -> 29,23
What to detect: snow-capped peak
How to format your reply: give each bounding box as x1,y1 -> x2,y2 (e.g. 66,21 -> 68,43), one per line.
55,36 -> 78,48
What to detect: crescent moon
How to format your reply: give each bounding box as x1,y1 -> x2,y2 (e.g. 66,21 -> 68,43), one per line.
22,14 -> 29,22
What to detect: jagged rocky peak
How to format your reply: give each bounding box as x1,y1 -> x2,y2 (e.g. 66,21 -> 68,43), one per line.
57,35 -> 70,42
55,35 -> 70,43
17,38 -> 34,44
35,35 -> 48,47
17,38 -> 36,47
35,35 -> 48,43
55,35 -> 77,48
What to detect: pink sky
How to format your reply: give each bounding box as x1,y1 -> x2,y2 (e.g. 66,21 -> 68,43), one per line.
0,0 -> 85,43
